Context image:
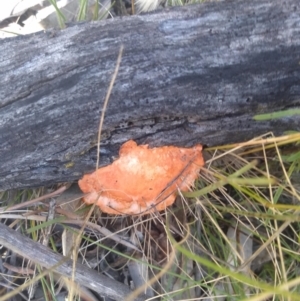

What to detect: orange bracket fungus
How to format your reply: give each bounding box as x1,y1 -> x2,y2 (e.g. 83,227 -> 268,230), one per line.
78,140 -> 205,215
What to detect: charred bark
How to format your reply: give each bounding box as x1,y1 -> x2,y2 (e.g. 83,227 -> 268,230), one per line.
0,0 -> 300,190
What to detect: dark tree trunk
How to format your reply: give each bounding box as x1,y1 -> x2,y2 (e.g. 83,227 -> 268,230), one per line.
0,0 -> 299,190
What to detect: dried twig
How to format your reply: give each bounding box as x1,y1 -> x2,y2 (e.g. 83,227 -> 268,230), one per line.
0,223 -> 145,301
0,186 -> 67,213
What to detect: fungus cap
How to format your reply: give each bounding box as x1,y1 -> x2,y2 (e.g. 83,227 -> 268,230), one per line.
78,140 -> 204,215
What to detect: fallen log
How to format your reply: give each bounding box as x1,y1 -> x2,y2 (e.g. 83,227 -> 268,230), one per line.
0,0 -> 300,190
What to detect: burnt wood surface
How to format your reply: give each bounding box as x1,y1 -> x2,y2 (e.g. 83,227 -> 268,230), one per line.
0,0 -> 300,190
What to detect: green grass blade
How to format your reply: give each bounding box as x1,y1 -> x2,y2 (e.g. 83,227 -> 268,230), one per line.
253,108 -> 300,121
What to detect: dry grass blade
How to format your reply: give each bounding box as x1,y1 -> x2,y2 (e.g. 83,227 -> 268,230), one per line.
96,44 -> 124,170
65,44 -> 124,300
0,186 -> 67,213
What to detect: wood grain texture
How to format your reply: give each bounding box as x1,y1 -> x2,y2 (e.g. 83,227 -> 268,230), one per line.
0,0 -> 300,190
0,223 -> 145,301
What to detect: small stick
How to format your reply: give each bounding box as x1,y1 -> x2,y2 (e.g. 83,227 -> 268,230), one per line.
3,262 -> 34,276
0,186 -> 67,213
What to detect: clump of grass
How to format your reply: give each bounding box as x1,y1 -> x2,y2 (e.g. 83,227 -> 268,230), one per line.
1,132 -> 299,300
169,132 -> 300,300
